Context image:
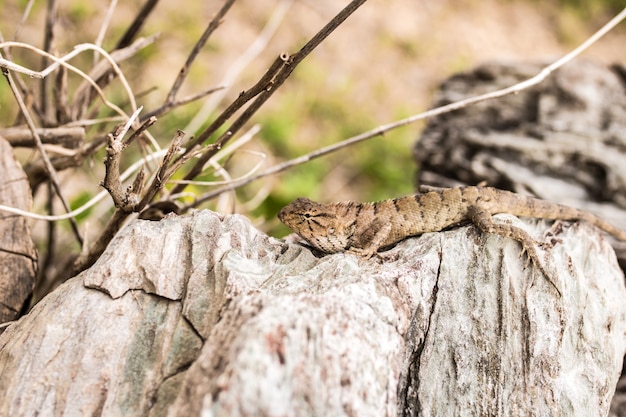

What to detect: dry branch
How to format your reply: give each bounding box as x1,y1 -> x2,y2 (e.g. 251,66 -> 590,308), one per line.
142,86 -> 226,121
0,126 -> 84,147
3,64 -> 83,245
72,35 -> 159,120
165,0 -> 236,105
186,6 -> 626,206
169,0 -> 369,197
71,129 -> 185,277
115,0 -> 160,49
101,109 -> 144,210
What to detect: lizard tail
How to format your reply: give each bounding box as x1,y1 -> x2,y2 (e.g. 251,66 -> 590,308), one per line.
576,210 -> 626,241
517,194 -> 626,242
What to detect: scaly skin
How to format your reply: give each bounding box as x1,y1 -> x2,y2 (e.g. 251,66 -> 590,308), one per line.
278,186 -> 626,295
278,186 -> 626,256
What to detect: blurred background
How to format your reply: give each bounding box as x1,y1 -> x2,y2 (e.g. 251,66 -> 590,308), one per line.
1,0 -> 624,243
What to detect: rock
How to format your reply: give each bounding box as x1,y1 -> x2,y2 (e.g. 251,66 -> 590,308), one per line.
414,60 -> 626,268
0,135 -> 37,328
0,210 -> 623,416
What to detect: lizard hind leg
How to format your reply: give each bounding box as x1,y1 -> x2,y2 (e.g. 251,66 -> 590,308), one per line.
467,205 -> 562,297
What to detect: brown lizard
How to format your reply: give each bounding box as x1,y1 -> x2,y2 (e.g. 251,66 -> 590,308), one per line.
278,186 -> 626,288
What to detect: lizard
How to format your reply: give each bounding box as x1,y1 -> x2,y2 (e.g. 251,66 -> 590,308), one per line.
278,186 -> 626,291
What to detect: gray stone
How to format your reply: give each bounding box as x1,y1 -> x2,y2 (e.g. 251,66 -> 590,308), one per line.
0,210 -> 623,416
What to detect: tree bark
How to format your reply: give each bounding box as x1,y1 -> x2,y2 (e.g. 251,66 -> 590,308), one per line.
0,210 -> 623,416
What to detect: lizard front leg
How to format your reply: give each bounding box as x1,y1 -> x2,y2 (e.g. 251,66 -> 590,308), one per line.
467,205 -> 561,296
347,218 -> 393,259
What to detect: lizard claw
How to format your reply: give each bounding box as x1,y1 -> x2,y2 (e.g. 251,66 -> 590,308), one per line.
347,247 -> 378,259
347,247 -> 400,263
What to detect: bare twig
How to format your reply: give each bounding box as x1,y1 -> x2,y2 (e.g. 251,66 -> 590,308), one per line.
125,116 -> 156,146
12,0 -> 35,41
0,126 -> 84,147
171,53 -> 286,165
137,130 -> 185,208
40,0 -> 58,123
2,64 -> 83,245
170,0 -> 369,196
165,0 -> 236,105
115,0 -> 160,49
38,183 -> 57,296
0,41 -> 137,120
71,130 -> 185,276
6,148 -> 172,222
93,0 -> 119,65
25,135 -> 108,189
73,35 -> 159,120
186,6 -> 626,207
0,32 -> 42,122
184,0 -> 293,134
170,124 -> 264,187
53,64 -> 71,123
101,108 -> 144,210
142,85 -> 226,121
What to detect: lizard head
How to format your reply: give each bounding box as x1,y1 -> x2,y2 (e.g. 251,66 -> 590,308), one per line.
278,197 -> 353,254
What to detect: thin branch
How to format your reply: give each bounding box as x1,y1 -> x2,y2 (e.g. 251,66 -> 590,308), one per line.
142,85 -> 226,121
2,64 -> 83,245
0,126 -> 84,147
73,35 -> 159,120
184,0 -> 293,134
124,116 -> 156,146
101,108 -> 144,209
6,148 -> 172,222
174,53 -> 287,159
186,6 -> 626,207
40,0 -> 58,123
137,130 -> 185,208
0,41 -> 137,120
165,0 -> 236,104
25,135 -> 108,189
12,0 -> 35,41
37,183 -> 57,294
0,32 -> 43,122
93,0 -> 119,65
70,130 -> 185,276
171,125 -> 264,187
53,63 -> 71,123
115,0 -> 160,50
169,0 -> 369,196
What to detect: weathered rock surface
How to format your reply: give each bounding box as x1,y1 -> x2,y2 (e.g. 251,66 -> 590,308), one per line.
414,60 -> 626,268
0,210 -> 624,416
0,135 -> 37,327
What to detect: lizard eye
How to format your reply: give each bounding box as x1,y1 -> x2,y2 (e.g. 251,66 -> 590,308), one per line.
304,213 -> 311,218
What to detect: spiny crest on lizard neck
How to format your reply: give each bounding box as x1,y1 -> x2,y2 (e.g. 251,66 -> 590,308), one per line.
278,197 -> 364,253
